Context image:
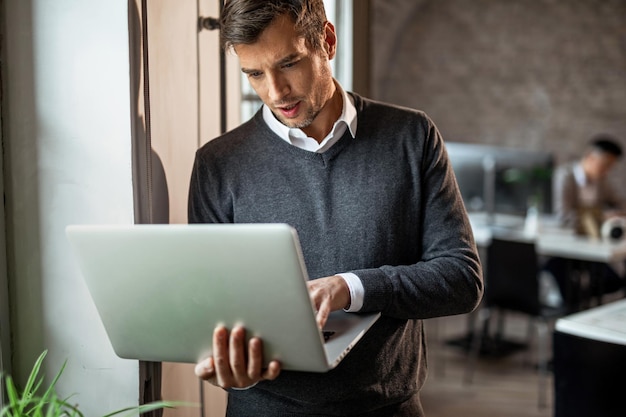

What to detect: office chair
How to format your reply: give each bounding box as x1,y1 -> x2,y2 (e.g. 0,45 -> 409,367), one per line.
464,237 -> 567,408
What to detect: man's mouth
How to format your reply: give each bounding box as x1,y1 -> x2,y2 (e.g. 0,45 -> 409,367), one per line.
277,102 -> 300,118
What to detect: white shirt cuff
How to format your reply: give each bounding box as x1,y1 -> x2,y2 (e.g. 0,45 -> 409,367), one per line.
230,381 -> 259,390
337,273 -> 364,312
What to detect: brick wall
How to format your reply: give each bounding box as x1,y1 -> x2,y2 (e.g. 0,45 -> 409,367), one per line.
370,0 -> 626,197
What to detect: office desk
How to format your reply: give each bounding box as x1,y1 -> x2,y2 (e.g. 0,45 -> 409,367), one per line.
470,212 -> 626,308
469,212 -> 626,263
537,232 -> 626,263
553,300 -> 626,417
460,213 -> 626,355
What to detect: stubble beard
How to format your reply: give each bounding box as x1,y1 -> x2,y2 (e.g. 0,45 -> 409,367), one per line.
277,105 -> 320,130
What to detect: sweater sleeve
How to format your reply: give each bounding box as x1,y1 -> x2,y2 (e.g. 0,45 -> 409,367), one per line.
351,120 -> 483,320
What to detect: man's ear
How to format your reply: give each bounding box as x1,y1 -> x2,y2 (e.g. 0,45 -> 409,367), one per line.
323,21 -> 337,60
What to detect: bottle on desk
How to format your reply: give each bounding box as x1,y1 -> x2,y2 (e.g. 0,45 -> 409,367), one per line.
524,197 -> 540,236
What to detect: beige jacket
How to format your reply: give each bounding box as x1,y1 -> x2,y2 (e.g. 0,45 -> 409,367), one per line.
553,161 -> 625,228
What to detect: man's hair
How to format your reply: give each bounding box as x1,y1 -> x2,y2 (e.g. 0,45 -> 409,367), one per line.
219,0 -> 327,51
588,134 -> 623,158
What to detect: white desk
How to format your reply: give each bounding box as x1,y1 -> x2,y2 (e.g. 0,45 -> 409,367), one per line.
537,233 -> 626,263
555,298 -> 626,346
469,212 -> 626,263
553,299 -> 626,417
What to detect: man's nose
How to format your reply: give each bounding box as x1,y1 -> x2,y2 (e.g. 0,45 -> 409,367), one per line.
267,74 -> 290,102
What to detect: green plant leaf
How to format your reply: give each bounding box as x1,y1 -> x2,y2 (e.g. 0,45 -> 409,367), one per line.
39,360 -> 67,403
4,375 -> 20,410
101,401 -> 194,417
2,351 -> 196,417
21,351 -> 48,401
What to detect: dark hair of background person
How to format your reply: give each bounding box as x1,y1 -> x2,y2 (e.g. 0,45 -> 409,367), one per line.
589,133 -> 623,158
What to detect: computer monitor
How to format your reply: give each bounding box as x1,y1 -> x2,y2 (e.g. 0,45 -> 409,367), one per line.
445,142 -> 554,215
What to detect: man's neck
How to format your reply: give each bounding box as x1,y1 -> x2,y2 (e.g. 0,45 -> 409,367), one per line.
302,85 -> 343,143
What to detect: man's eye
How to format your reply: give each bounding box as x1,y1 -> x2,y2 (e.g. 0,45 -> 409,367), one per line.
248,72 -> 263,79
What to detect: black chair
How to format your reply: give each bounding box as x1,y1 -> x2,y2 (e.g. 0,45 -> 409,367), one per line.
464,237 -> 567,408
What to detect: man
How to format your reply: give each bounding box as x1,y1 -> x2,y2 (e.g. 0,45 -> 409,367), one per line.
188,1 -> 483,415
547,135 -> 626,307
553,135 -> 625,229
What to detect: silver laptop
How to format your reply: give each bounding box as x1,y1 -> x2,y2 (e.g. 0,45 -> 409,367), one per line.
65,223 -> 380,372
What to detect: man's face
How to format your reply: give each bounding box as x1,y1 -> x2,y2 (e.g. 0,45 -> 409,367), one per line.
584,151 -> 618,181
235,14 -> 337,139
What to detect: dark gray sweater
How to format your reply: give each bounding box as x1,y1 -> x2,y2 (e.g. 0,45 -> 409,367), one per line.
188,94 -> 483,416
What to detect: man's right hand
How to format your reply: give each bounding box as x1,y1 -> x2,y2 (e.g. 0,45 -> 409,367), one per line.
194,325 -> 281,389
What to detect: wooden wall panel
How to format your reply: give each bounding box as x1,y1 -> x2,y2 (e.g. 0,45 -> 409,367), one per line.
135,0 -> 233,415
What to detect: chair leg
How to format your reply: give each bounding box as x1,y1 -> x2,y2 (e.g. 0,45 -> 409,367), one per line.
524,316 -> 535,368
535,318 -> 549,409
494,309 -> 505,343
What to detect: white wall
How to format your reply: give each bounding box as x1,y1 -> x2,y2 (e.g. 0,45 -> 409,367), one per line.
3,0 -> 139,414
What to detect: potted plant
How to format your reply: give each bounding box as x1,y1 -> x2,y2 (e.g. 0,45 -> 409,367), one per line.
1,351 -> 193,417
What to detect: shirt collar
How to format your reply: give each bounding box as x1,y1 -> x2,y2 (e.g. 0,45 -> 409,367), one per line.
573,162 -> 588,186
262,81 -> 357,152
